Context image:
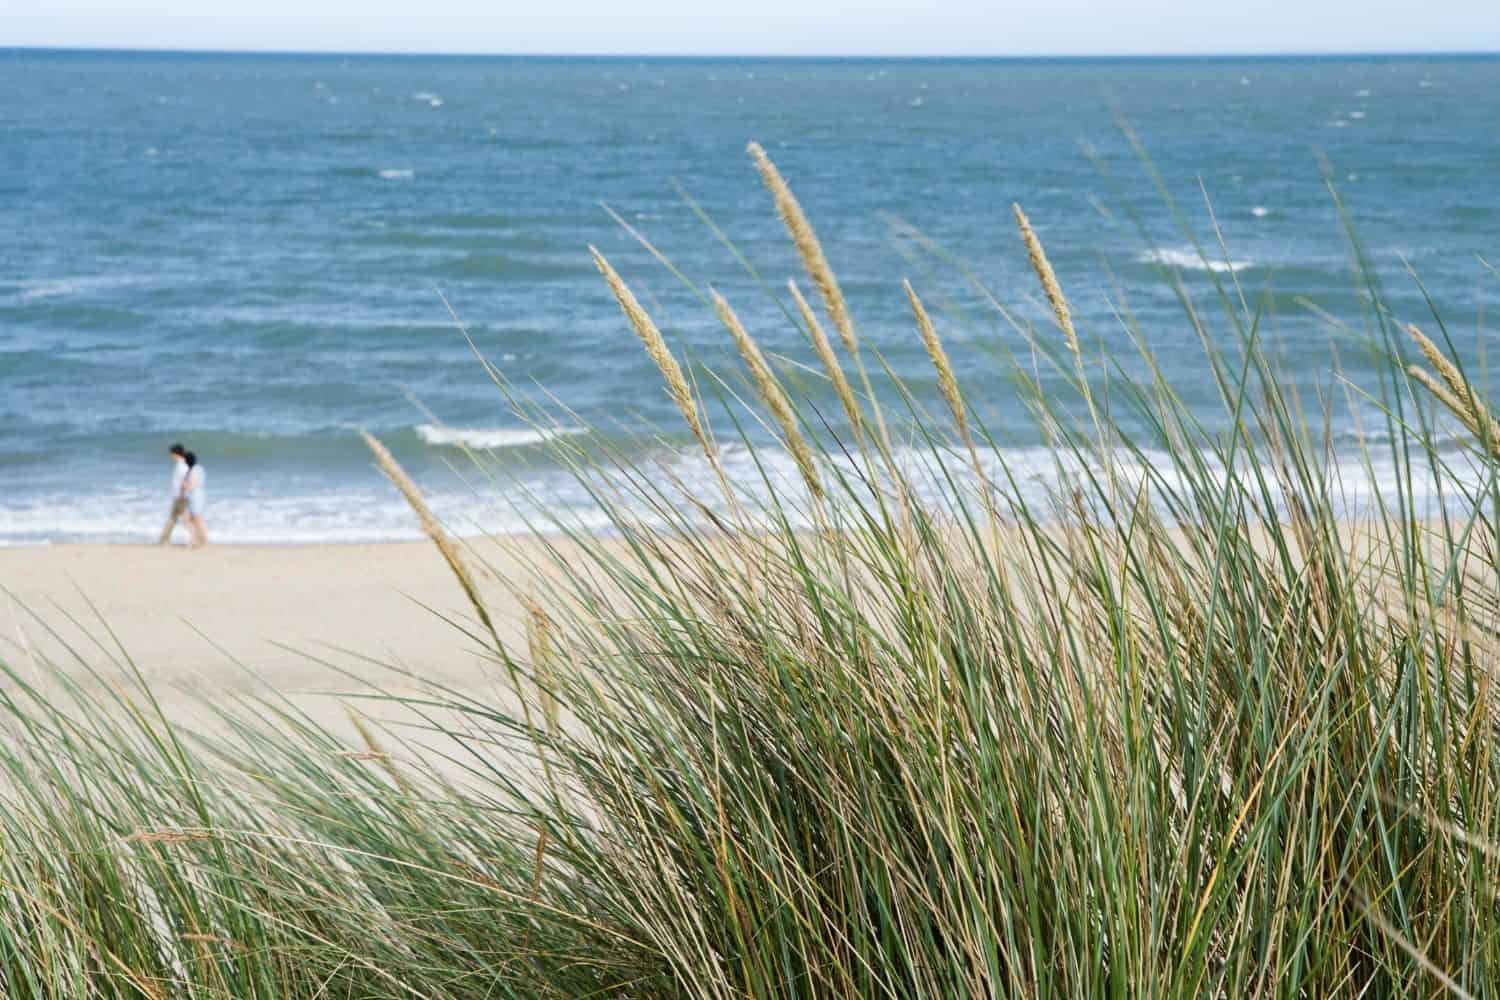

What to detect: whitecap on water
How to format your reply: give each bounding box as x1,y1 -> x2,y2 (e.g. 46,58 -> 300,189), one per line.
18,279 -> 82,301
416,424 -> 587,449
1139,247 -> 1253,274
377,168 -> 414,181
1251,206 -> 1269,218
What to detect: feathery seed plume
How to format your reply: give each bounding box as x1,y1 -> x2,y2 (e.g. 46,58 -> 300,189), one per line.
1013,203 -> 1080,362
1408,364 -> 1500,451
1408,325 -> 1477,414
590,246 -> 712,459
747,142 -> 858,357
361,430 -> 500,652
713,290 -> 824,499
905,281 -> 971,451
789,279 -> 862,436
524,596 -> 561,737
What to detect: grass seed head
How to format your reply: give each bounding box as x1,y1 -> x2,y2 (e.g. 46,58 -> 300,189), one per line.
713,289 -> 824,500
590,245 -> 711,457
748,141 -> 859,357
1014,202 -> 1080,362
905,280 -> 971,448
789,279 -> 863,436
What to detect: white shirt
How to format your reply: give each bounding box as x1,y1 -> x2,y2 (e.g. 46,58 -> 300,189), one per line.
171,459 -> 187,498
185,465 -> 205,498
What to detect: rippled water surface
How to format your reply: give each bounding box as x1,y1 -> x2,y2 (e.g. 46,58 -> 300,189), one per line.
3,51 -> 1498,542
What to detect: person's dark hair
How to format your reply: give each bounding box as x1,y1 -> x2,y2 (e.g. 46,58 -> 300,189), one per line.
169,443 -> 186,457
184,451 -> 198,468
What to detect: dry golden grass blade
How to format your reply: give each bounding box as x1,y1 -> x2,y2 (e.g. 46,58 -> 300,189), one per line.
360,430 -> 501,652
1013,202 -> 1080,363
589,245 -> 713,460
712,289 -> 824,500
347,708 -> 413,795
124,829 -> 215,845
747,141 -> 857,357
789,279 -> 863,437
524,596 -> 560,737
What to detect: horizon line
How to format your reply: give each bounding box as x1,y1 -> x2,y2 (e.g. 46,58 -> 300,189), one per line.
5,44 -> 1500,61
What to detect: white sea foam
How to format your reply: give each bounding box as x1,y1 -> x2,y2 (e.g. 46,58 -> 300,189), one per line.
14,275 -> 141,302
1139,248 -> 1253,274
1,434 -> 1489,548
18,280 -> 82,301
0,488 -> 530,546
377,168 -> 414,180
1251,206 -> 1270,218
1349,110 -> 1366,119
415,424 -> 586,449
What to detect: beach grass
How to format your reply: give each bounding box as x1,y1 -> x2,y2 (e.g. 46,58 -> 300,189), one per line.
3,146 -> 1500,998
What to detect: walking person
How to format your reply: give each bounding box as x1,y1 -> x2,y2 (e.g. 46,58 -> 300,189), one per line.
158,443 -> 190,544
183,451 -> 208,547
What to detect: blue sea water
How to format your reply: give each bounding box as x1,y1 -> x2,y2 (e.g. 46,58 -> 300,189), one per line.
2,50 -> 1498,544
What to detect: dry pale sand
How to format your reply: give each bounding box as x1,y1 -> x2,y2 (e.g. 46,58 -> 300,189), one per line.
0,539 -> 548,741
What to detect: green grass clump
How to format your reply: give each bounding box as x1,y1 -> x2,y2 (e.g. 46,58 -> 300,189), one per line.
3,144 -> 1500,997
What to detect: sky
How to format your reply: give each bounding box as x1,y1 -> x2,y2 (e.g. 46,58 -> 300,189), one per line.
6,0 -> 1499,57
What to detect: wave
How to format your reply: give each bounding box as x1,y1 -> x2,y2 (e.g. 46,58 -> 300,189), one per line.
415,424 -> 586,449
8,274 -> 149,304
329,166 -> 414,181
1139,248 -> 1253,274
18,280 -> 83,301
2,433 -> 1489,547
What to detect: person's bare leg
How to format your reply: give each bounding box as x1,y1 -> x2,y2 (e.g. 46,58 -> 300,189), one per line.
158,498 -> 186,544
189,515 -> 207,547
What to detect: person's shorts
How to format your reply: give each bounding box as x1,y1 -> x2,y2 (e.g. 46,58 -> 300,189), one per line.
187,492 -> 205,517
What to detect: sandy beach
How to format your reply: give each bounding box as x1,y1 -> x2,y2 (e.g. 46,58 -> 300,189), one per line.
0,540 -> 539,735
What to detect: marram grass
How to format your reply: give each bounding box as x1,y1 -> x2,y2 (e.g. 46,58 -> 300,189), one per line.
3,147 -> 1500,1000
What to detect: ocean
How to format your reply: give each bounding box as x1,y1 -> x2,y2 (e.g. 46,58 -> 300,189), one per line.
3,50 -> 1498,544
